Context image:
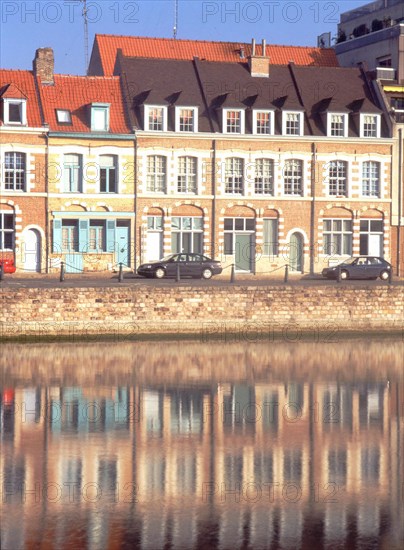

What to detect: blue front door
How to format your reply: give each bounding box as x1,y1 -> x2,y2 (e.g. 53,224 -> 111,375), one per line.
116,223 -> 130,267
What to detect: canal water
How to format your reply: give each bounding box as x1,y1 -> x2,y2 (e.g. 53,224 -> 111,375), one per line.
1,338 -> 403,550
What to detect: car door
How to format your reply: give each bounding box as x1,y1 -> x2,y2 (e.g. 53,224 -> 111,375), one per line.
352,258 -> 367,278
366,258 -> 381,278
165,255 -> 180,277
186,254 -> 203,277
169,253 -> 188,277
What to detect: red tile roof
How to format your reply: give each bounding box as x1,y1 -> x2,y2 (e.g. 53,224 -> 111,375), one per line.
90,35 -> 339,76
37,75 -> 130,133
0,70 -> 42,127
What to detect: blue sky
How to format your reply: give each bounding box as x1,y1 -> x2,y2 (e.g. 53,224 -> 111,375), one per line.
1,0 -> 367,74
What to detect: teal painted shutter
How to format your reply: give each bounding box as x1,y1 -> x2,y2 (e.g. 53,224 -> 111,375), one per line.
106,220 -> 116,253
53,220 -> 62,253
79,219 -> 89,253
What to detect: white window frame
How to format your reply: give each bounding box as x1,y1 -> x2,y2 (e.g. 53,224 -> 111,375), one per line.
177,156 -> 197,193
360,114 -> 381,138
327,160 -> 348,197
56,109 -> 72,124
145,105 -> 168,132
252,110 -> 274,135
327,113 -> 348,138
91,103 -> 110,132
146,155 -> 167,193
224,157 -> 244,194
323,218 -> 353,257
223,109 -> 245,134
4,151 -> 26,191
283,159 -> 303,196
175,107 -> 198,133
0,211 -> 15,250
282,111 -> 304,137
3,98 -> 27,125
361,161 -> 380,198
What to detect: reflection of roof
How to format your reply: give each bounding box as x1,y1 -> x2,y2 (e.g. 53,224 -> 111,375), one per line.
37,75 -> 131,133
89,34 -> 339,76
0,70 -> 42,127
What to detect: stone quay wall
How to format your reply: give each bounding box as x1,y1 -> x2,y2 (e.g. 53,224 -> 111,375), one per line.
0,285 -> 403,340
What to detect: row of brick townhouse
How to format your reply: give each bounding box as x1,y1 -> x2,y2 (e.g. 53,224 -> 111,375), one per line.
0,36 -> 402,274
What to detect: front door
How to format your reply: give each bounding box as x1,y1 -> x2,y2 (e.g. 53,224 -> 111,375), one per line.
235,234 -> 253,272
289,232 -> 303,272
22,229 -> 41,272
116,223 -> 130,267
146,232 -> 163,261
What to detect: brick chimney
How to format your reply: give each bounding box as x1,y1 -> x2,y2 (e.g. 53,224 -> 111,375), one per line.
33,48 -> 54,84
248,38 -> 270,78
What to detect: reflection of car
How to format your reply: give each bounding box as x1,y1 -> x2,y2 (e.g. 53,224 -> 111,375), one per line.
0,258 -> 16,274
322,256 -> 392,281
137,253 -> 222,279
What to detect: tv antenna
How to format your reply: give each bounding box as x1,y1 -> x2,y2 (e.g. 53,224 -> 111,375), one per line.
81,0 -> 89,73
173,0 -> 178,39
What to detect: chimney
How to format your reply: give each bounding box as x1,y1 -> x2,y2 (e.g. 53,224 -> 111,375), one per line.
33,48 -> 54,84
239,46 -> 245,59
248,38 -> 270,78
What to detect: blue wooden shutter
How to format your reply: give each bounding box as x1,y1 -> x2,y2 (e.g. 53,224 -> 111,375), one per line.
79,219 -> 89,253
53,219 -> 62,253
106,220 -> 116,253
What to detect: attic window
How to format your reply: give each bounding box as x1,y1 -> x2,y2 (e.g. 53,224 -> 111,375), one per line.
56,109 -> 72,124
145,106 -> 167,132
327,113 -> 348,138
91,103 -> 110,132
223,109 -> 245,134
3,99 -> 27,125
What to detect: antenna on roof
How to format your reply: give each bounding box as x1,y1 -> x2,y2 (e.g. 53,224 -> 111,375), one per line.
173,0 -> 178,39
81,0 -> 89,73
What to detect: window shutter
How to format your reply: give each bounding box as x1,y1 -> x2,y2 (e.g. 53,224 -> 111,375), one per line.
79,219 -> 89,253
106,220 -> 116,253
53,220 -> 62,253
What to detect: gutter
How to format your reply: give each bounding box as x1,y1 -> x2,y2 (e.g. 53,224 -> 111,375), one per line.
398,127 -> 403,276
48,132 -> 133,140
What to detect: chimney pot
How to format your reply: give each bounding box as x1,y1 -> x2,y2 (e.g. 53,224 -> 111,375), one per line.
262,39 -> 266,57
252,38 -> 256,56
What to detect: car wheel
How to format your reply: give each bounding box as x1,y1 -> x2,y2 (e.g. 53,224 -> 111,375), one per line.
380,270 -> 389,281
201,268 -> 213,280
340,270 -> 349,280
154,268 -> 165,279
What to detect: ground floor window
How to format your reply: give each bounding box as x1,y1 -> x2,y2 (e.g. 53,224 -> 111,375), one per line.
54,219 -> 117,253
61,221 -> 79,251
89,221 -> 106,252
323,219 -> 352,256
0,212 -> 14,249
360,219 -> 383,256
263,218 -> 278,256
171,216 -> 203,254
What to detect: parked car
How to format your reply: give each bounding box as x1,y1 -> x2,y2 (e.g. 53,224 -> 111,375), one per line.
0,258 -> 16,274
137,253 -> 222,279
322,256 -> 392,281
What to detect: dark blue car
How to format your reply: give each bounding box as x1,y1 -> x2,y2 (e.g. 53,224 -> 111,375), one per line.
322,256 -> 392,281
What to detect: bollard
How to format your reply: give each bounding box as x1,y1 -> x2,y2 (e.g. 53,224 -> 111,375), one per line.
0,264 -> 3,282
388,269 -> 392,285
284,265 -> 289,283
118,262 -> 124,282
337,265 -> 341,283
60,261 -> 65,282
230,264 -> 235,283
176,262 -> 181,282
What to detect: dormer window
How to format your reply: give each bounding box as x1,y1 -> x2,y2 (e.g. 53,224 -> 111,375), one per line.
223,109 -> 245,134
327,113 -> 348,137
145,106 -> 167,131
91,103 -> 110,132
3,99 -> 27,125
282,111 -> 304,136
175,107 -> 198,132
56,109 -> 72,124
360,114 -> 380,138
253,110 -> 274,135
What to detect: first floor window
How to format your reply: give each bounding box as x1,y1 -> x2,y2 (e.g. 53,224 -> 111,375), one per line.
360,219 -> 383,256
147,156 -> 166,193
284,159 -> 303,195
63,154 -> 82,192
225,157 -> 244,194
362,162 -> 380,197
223,218 -> 255,254
177,156 -> 197,193
62,221 -> 79,251
5,152 -> 26,191
255,159 -> 274,195
99,155 -> 117,193
0,212 -> 14,249
328,160 -> 347,196
89,221 -> 106,251
323,219 -> 352,256
171,216 -> 203,254
263,219 -> 278,256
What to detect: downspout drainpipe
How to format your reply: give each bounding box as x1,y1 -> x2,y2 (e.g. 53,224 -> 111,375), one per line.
134,133 -> 138,270
212,140 -> 217,257
45,131 -> 49,273
310,142 -> 317,275
398,128 -> 403,277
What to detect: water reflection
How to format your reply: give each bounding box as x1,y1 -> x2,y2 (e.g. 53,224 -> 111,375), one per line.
1,340 -> 403,549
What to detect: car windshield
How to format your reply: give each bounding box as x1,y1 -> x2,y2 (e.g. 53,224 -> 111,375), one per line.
339,257 -> 356,265
161,254 -> 176,262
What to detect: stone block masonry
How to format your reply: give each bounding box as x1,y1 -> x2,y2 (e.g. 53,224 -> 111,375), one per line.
0,286 -> 403,341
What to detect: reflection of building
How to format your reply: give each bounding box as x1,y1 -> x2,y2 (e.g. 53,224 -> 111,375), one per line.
1,375 -> 402,549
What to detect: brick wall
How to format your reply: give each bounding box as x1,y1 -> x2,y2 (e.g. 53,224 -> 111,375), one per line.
1,285 -> 402,339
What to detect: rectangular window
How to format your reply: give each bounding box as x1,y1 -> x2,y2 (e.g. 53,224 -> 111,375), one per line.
284,160 -> 303,195
284,112 -> 302,136
146,107 -> 166,131
263,219 -> 278,256
328,160 -> 347,196
254,111 -> 273,135
329,114 -> 346,137
177,156 -> 197,193
63,154 -> 82,192
176,108 -> 197,132
89,221 -> 106,251
359,219 -> 383,256
361,114 -> 379,138
62,220 -> 79,251
323,219 -> 352,256
4,152 -> 26,191
99,155 -> 117,193
362,162 -> 380,197
147,156 -> 166,193
56,109 -> 72,124
255,159 -> 274,195
171,216 -> 203,254
225,157 -> 244,194
3,99 -> 26,125
147,216 -> 163,230
91,104 -> 109,132
224,109 -> 244,134
0,212 -> 14,249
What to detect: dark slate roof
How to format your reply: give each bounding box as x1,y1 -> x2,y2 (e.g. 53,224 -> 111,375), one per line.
117,54 -> 386,137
